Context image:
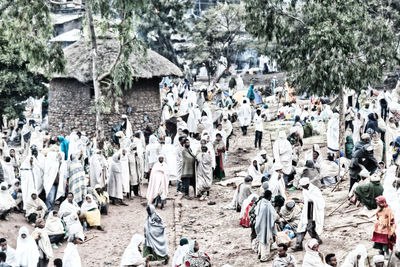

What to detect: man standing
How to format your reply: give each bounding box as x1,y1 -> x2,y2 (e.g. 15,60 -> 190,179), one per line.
349,145 -> 378,191
0,238 -> 16,267
221,116 -> 233,151
272,243 -> 297,267
372,196 -> 396,260
254,109 -> 264,149
44,152 -> 67,211
293,177 -> 325,251
255,190 -> 277,262
181,139 -> 196,199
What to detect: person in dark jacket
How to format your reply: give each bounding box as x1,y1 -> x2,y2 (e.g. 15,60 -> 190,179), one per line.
349,145 -> 379,191
365,113 -> 382,134
353,133 -> 370,154
345,135 -> 354,159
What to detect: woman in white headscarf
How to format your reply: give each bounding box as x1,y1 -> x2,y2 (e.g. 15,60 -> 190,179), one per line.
172,238 -> 190,267
341,244 -> 367,267
248,158 -> 264,184
80,194 -> 102,230
16,226 -> 40,267
327,113 -> 340,152
0,181 -> 16,219
273,131 -> 292,176
302,239 -> 324,267
120,234 -> 149,267
146,155 -> 169,208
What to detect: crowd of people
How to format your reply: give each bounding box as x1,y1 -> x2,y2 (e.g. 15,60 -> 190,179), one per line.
1,77 -> 400,266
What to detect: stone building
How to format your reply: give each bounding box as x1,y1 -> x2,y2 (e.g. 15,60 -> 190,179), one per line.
48,36 -> 182,138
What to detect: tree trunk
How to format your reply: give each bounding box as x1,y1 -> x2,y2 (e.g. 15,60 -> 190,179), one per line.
338,87 -> 345,177
85,5 -> 104,144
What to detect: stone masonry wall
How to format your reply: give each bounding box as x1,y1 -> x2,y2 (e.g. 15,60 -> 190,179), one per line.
48,77 -> 161,138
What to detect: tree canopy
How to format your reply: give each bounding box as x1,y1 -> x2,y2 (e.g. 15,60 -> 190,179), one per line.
243,0 -> 398,96
138,0 -> 193,66
0,0 -> 64,119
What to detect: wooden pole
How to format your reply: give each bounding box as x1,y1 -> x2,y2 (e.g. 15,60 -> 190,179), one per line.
328,198 -> 348,216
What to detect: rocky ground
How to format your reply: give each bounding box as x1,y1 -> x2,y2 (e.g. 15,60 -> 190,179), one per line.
0,118 -> 381,267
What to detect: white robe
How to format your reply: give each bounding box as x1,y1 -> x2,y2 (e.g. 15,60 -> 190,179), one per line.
161,137 -> 179,181
63,243 -> 81,267
3,245 -> 17,267
16,227 -> 39,267
327,113 -> 339,151
120,153 -> 130,193
268,171 -> 287,200
19,160 -> 38,210
273,131 -> 293,175
238,103 -> 252,127
43,152 -> 67,201
89,153 -> 108,188
297,184 -> 325,235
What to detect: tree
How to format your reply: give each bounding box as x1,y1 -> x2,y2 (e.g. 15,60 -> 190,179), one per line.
0,0 -> 64,120
185,2 -> 248,84
79,0 -> 145,142
243,0 -> 397,149
138,0 -> 193,66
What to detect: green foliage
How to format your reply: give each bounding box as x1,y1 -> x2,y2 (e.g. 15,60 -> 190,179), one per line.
0,0 -> 65,119
185,2 -> 248,80
138,0 -> 193,65
243,0 -> 398,96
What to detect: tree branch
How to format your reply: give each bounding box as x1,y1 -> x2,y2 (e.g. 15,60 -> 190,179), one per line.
97,41 -> 122,82
277,10 -> 305,25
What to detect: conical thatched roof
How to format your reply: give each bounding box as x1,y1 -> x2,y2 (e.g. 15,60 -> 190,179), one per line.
56,36 -> 182,83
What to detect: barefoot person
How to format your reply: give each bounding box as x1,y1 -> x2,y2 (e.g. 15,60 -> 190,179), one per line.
146,155 -> 169,208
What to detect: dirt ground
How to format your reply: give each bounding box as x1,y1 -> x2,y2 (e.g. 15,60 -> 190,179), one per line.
0,118 -> 380,267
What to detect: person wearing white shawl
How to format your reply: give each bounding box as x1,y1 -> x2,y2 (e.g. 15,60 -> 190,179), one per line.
128,143 -> 143,198
0,182 -> 16,220
0,238 -> 17,267
294,178 -> 325,250
161,137 -> 179,182
256,150 -> 273,175
145,135 -> 161,173
255,190 -> 278,262
187,103 -> 199,134
146,155 -> 169,208
25,190 -> 47,224
19,156 -> 39,210
341,244 -> 367,267
62,224 -> 84,267
32,218 -> 54,266
371,131 -> 384,163
200,116 -> 213,138
171,238 -> 190,267
386,117 -> 400,166
80,194 -> 102,229
121,114 -> 133,139
327,113 -> 340,152
273,131 -> 293,176
353,112 -> 364,144
268,163 -> 287,201
120,234 -> 150,267
15,226 -> 39,267
108,153 -> 125,204
302,239 -> 324,267
120,148 -> 130,194
89,149 -> 107,188
248,158 -> 264,185
45,210 -> 65,246
30,127 -> 43,151
238,99 -> 252,135
58,192 -> 80,219
196,146 -> 213,199
44,151 -> 67,211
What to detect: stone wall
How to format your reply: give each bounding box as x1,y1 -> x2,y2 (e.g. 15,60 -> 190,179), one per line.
48,77 -> 161,138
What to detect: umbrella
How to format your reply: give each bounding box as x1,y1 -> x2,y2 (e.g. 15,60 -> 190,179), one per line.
232,89 -> 248,103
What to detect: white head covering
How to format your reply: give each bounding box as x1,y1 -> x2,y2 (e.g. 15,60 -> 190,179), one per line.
370,174 -> 380,182
360,169 -> 370,178
120,234 -> 145,266
299,177 -> 310,186
16,226 -> 40,267
80,194 -> 98,215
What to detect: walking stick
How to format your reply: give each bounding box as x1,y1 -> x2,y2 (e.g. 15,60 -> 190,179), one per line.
388,248 -> 395,267
366,255 -> 372,267
278,212 -> 296,231
331,167 -> 349,192
328,197 -> 348,216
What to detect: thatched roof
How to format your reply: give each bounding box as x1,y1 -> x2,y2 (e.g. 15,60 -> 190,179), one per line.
56,36 -> 183,83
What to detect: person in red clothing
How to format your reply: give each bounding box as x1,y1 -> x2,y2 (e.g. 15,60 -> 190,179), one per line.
372,196 -> 396,260
240,194 -> 259,228
183,240 -> 211,267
